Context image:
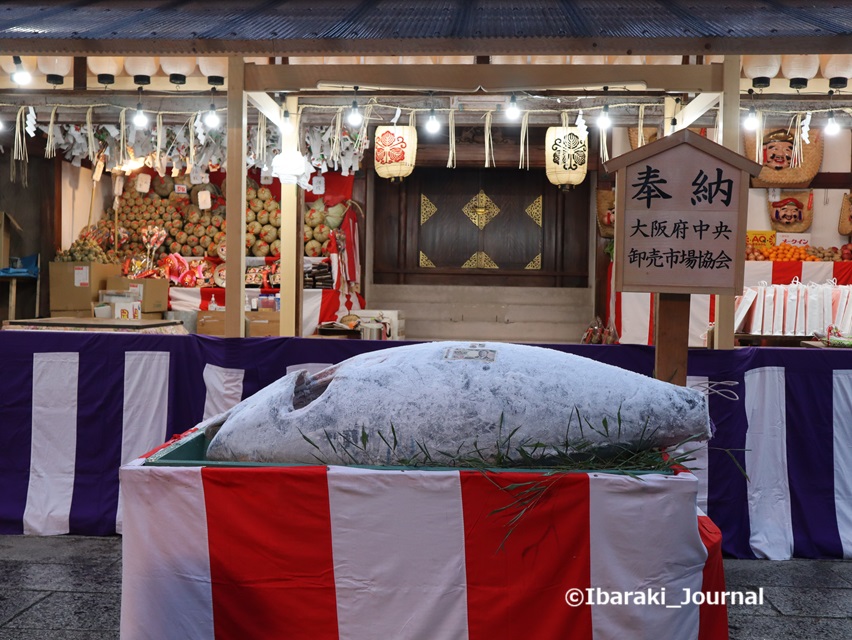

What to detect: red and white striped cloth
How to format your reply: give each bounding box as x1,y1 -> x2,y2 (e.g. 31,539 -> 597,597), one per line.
120,459 -> 727,640
609,261 -> 852,345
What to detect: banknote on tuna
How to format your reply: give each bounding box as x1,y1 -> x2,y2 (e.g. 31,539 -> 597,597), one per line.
204,341 -> 711,465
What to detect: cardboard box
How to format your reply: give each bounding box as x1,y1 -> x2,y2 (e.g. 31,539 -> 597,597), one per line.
245,310 -> 280,337
141,312 -> 164,320
197,311 -> 280,337
106,276 -> 169,313
93,301 -> 142,319
196,310 -> 226,336
49,262 -> 121,312
50,309 -> 93,318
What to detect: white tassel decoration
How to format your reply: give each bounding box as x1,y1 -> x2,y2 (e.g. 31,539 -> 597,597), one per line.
86,107 -> 96,163
484,111 -> 495,168
519,111 -> 530,169
446,109 -> 456,169
45,106 -> 58,159
12,106 -> 28,185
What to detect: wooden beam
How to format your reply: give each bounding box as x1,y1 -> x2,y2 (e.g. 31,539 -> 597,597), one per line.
278,93 -> 300,337
244,64 -> 724,94
224,56 -> 247,338
73,57 -> 87,91
714,55 -> 741,350
246,91 -> 286,131
655,293 -> 691,386
674,93 -> 721,131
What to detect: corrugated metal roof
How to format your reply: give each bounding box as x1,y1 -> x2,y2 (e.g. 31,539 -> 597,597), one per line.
0,0 -> 850,55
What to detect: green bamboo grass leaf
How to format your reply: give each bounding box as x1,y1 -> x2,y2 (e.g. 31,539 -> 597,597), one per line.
714,447 -> 751,482
299,429 -> 320,451
323,429 -> 338,454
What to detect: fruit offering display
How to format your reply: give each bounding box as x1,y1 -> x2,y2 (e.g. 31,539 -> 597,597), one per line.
244,183 -> 282,257
302,200 -> 347,257
746,243 -> 852,262
54,236 -> 120,263
108,173 -> 224,260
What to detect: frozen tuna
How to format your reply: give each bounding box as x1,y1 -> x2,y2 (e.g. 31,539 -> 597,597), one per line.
204,341 -> 710,465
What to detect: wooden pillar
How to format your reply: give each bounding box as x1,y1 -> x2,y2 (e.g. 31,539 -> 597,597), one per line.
278,94 -> 300,336
714,55 -> 741,350
224,56 -> 247,337
655,293 -> 691,386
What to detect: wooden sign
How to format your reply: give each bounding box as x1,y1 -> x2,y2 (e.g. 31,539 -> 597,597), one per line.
605,129 -> 761,385
606,129 -> 761,297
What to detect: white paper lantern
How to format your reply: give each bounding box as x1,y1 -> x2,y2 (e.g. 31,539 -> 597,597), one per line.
571,56 -> 606,65
197,57 -> 227,82
646,55 -> 682,65
743,55 -> 781,78
436,56 -> 474,64
545,126 -> 588,187
271,149 -> 307,184
491,55 -> 529,64
374,126 -> 418,181
325,56 -> 362,65
820,54 -> 852,88
160,56 -> 196,84
364,56 -> 400,64
607,55 -> 644,65
531,55 -> 567,64
399,56 -> 435,64
37,56 -> 72,84
0,55 -> 36,74
125,57 -> 159,83
781,54 -> 819,88
87,56 -> 123,75
87,56 -> 124,85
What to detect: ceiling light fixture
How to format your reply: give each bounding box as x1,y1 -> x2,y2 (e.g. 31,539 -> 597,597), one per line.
425,108 -> 441,134
825,90 -> 841,136
506,94 -> 520,120
597,104 -> 611,130
203,87 -> 220,128
11,56 -> 31,85
132,86 -> 148,128
347,86 -> 363,127
743,89 -> 758,131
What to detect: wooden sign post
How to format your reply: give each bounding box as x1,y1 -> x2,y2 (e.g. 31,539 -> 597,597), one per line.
605,129 -> 761,385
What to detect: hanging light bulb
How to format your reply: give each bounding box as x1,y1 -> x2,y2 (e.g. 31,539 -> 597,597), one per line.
281,109 -> 293,134
133,86 -> 148,128
347,99 -> 363,127
597,104 -> 611,130
346,86 -> 363,127
825,111 -> 840,136
203,87 -> 220,128
506,94 -> 520,120
425,108 -> 441,134
204,106 -> 220,128
11,56 -> 31,85
744,106 -> 758,131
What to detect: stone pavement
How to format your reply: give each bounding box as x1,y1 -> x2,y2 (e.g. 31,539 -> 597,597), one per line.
0,535 -> 850,639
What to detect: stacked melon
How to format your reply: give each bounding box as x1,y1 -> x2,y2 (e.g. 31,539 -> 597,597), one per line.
303,200 -> 346,257
245,185 -> 282,258
107,174 -> 225,259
